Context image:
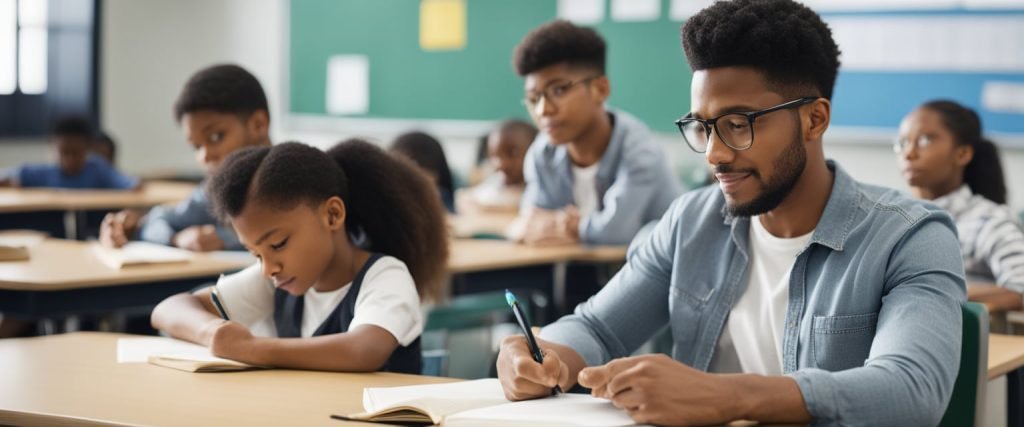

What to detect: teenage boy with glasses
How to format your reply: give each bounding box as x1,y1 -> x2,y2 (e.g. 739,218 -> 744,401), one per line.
506,20 -> 682,246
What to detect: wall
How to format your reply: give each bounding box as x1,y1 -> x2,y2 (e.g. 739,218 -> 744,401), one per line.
1,0 -> 1022,212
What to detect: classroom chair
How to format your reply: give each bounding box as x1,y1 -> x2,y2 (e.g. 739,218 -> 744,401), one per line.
422,290 -> 539,378
940,301 -> 989,427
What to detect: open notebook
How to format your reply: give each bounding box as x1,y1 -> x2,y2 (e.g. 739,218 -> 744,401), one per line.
338,378 -> 635,426
117,337 -> 263,373
90,241 -> 192,269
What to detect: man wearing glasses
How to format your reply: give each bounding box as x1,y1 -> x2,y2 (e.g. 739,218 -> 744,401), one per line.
497,0 -> 966,425
506,20 -> 681,246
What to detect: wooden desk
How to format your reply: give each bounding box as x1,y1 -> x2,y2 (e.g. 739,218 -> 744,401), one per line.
0,181 -> 196,239
449,211 -> 517,239
0,181 -> 195,213
0,332 -> 454,426
448,239 -> 627,274
968,283 -> 1023,314
0,239 -> 251,318
449,239 -> 627,312
988,334 -> 1024,380
968,282 -> 1023,334
2,332 -> 1021,427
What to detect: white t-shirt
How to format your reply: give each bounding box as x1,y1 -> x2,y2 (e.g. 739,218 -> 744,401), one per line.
712,216 -> 813,375
572,163 -> 600,218
212,255 -> 423,345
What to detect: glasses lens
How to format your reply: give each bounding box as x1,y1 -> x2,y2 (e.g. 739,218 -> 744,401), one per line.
679,120 -> 709,152
717,114 -> 753,150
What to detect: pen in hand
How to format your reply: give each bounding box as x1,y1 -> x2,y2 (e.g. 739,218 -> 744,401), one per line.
210,286 -> 230,321
506,289 -> 562,395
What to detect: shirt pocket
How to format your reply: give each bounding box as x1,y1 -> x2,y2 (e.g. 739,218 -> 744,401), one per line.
811,312 -> 878,372
668,284 -> 713,353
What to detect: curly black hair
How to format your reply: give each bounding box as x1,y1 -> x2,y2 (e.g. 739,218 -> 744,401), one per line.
173,64 -> 270,123
51,116 -> 93,140
681,0 -> 841,100
513,20 -> 606,76
206,140 -> 449,301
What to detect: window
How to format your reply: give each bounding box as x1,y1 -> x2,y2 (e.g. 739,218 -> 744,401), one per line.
18,0 -> 48,95
0,0 -> 98,138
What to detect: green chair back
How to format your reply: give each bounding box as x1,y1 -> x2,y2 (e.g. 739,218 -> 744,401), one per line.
940,301 -> 989,427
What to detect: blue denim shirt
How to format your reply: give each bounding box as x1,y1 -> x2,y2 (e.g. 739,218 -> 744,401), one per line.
137,186 -> 242,250
541,161 -> 966,426
521,109 -> 683,245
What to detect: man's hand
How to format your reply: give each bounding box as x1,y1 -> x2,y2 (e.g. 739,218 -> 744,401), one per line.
579,354 -> 743,426
496,335 -> 571,401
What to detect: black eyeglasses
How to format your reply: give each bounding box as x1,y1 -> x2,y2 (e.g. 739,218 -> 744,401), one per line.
522,75 -> 603,110
674,97 -> 819,153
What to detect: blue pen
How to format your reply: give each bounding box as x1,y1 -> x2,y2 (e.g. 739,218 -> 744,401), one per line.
505,289 -> 562,395
210,286 -> 230,321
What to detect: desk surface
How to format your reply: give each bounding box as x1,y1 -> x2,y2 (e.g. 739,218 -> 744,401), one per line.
0,239 -> 250,291
0,332 -> 454,427
0,181 -> 196,213
449,211 -> 517,238
967,282 -> 1023,314
448,238 -> 627,274
2,332 -> 1022,426
988,334 -> 1024,379
0,238 -> 621,291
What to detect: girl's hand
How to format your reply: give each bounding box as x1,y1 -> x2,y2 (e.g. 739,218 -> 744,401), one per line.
209,321 -> 256,362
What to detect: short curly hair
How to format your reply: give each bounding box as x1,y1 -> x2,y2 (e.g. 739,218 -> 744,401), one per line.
513,20 -> 606,76
173,64 -> 270,122
681,0 -> 841,100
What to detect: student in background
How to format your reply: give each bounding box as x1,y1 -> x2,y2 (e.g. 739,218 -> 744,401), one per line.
151,140 -> 449,373
467,132 -> 492,187
897,99 -> 1024,294
99,64 -> 271,252
458,119 -> 537,212
507,20 -> 682,246
390,131 -> 456,213
92,131 -> 117,166
0,117 -> 138,189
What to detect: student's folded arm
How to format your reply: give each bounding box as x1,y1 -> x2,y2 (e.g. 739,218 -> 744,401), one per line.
976,216 -> 1024,295
254,325 -> 399,372
789,215 -> 966,426
540,200 -> 681,369
150,287 -> 223,346
137,188 -> 208,245
578,149 -> 661,245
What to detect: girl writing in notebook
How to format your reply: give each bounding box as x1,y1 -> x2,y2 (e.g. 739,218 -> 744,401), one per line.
150,140 -> 449,374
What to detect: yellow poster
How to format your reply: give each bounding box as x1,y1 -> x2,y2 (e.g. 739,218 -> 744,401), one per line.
420,0 -> 467,51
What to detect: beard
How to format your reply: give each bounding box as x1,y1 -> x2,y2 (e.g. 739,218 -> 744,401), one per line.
721,128 -> 807,218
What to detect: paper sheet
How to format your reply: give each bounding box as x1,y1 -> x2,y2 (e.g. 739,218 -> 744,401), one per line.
558,0 -> 604,24
419,0 -> 467,50
117,337 -> 216,363
326,55 -> 370,115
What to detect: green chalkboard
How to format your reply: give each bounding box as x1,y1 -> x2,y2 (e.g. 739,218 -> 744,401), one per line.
289,0 -> 692,132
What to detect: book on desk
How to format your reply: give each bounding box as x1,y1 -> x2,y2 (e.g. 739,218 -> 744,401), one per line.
90,241 -> 193,269
339,378 -> 634,426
